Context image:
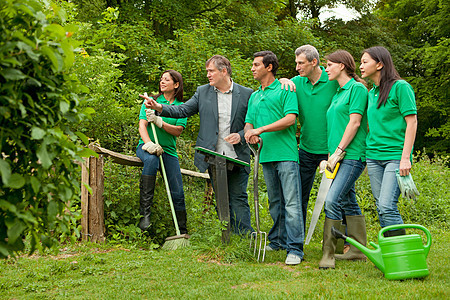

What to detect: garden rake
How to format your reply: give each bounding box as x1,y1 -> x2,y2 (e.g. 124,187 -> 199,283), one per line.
248,137 -> 267,262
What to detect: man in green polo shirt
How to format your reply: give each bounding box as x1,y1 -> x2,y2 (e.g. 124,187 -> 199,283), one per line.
244,51 -> 304,265
281,45 -> 340,231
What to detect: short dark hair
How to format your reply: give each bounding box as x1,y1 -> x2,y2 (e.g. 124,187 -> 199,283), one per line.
253,51 -> 279,76
205,55 -> 232,77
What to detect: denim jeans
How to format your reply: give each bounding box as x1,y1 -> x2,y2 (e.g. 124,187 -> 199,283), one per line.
324,159 -> 365,220
136,144 -> 185,211
298,148 -> 328,231
262,161 -> 304,258
208,166 -> 253,235
366,159 -> 403,227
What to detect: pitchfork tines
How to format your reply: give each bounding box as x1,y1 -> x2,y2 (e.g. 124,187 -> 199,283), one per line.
250,228 -> 267,262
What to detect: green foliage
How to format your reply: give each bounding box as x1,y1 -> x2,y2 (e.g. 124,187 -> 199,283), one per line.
397,151 -> 450,226
100,138 -> 208,246
319,13 -> 412,71
355,152 -> 450,228
102,160 -> 161,246
2,0 -> 446,259
375,0 -> 450,155
0,0 -> 95,258
71,50 -> 142,152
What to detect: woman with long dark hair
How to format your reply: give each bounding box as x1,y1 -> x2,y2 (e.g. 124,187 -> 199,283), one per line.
136,70 -> 188,234
360,46 -> 417,236
319,50 -> 369,269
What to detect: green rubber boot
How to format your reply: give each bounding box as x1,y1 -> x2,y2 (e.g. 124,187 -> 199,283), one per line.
319,218 -> 342,269
335,222 -> 346,254
335,215 -> 367,261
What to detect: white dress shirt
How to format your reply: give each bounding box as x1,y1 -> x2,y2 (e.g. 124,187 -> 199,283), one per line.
214,82 -> 237,158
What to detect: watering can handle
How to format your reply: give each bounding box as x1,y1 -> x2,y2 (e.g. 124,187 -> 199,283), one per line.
379,224 -> 432,258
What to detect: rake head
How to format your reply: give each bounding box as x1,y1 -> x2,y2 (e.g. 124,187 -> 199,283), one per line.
250,230 -> 267,262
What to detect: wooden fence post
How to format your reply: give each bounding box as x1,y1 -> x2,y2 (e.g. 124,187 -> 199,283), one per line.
81,155 -> 105,242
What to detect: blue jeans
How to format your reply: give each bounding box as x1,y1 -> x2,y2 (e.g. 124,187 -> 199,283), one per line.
298,148 -> 328,231
208,166 -> 253,235
136,144 -> 185,211
324,159 -> 365,220
262,161 -> 304,258
366,159 -> 403,227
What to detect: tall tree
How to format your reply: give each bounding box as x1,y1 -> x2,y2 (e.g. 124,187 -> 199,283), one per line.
376,0 -> 450,154
284,0 -> 372,19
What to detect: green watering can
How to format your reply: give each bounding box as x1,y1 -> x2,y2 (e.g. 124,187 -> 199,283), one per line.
332,224 -> 432,280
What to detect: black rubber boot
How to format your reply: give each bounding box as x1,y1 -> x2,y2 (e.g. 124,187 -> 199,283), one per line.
383,228 -> 406,237
175,210 -> 188,234
138,175 -> 156,231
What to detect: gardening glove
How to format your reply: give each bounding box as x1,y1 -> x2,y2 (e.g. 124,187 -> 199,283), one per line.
395,169 -> 419,200
146,109 -> 163,128
319,160 -> 328,173
326,147 -> 346,173
142,141 -> 164,156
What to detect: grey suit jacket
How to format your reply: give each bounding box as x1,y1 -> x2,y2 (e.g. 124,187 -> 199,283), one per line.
159,82 -> 253,173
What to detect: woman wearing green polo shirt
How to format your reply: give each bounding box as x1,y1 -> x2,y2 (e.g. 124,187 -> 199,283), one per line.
319,50 -> 369,269
136,70 -> 188,233
360,46 -> 417,237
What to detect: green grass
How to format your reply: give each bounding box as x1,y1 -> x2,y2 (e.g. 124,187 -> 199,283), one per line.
2,154 -> 448,298
1,226 -> 448,299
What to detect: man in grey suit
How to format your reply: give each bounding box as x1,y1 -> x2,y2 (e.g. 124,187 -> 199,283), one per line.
141,55 -> 254,235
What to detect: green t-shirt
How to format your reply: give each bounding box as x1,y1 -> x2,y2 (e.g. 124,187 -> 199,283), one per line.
245,79 -> 299,163
326,78 -> 368,161
137,95 -> 187,157
292,66 -> 339,154
366,80 -> 417,160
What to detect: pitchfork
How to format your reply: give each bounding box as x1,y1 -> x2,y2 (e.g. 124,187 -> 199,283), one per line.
248,137 -> 267,262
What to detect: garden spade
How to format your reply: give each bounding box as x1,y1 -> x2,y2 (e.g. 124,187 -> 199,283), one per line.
248,137 -> 267,262
305,162 -> 340,245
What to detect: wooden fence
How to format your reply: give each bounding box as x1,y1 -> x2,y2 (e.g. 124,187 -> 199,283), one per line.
81,143 -> 209,242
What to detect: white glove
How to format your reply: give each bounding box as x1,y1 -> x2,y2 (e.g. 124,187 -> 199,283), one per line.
146,109 -> 163,128
327,147 -> 346,172
142,141 -> 164,156
319,160 -> 328,173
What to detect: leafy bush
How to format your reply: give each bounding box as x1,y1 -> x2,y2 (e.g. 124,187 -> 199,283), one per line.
0,0 -> 94,258
398,151 -> 450,226
356,152 -> 450,229
100,137 -> 208,246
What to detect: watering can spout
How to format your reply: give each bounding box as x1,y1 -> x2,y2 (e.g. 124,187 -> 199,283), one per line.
331,226 -> 385,272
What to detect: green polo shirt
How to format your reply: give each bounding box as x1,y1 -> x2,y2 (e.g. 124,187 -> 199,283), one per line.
326,79 -> 368,161
245,79 -> 299,163
366,80 -> 417,160
292,66 -> 340,154
138,95 -> 187,158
